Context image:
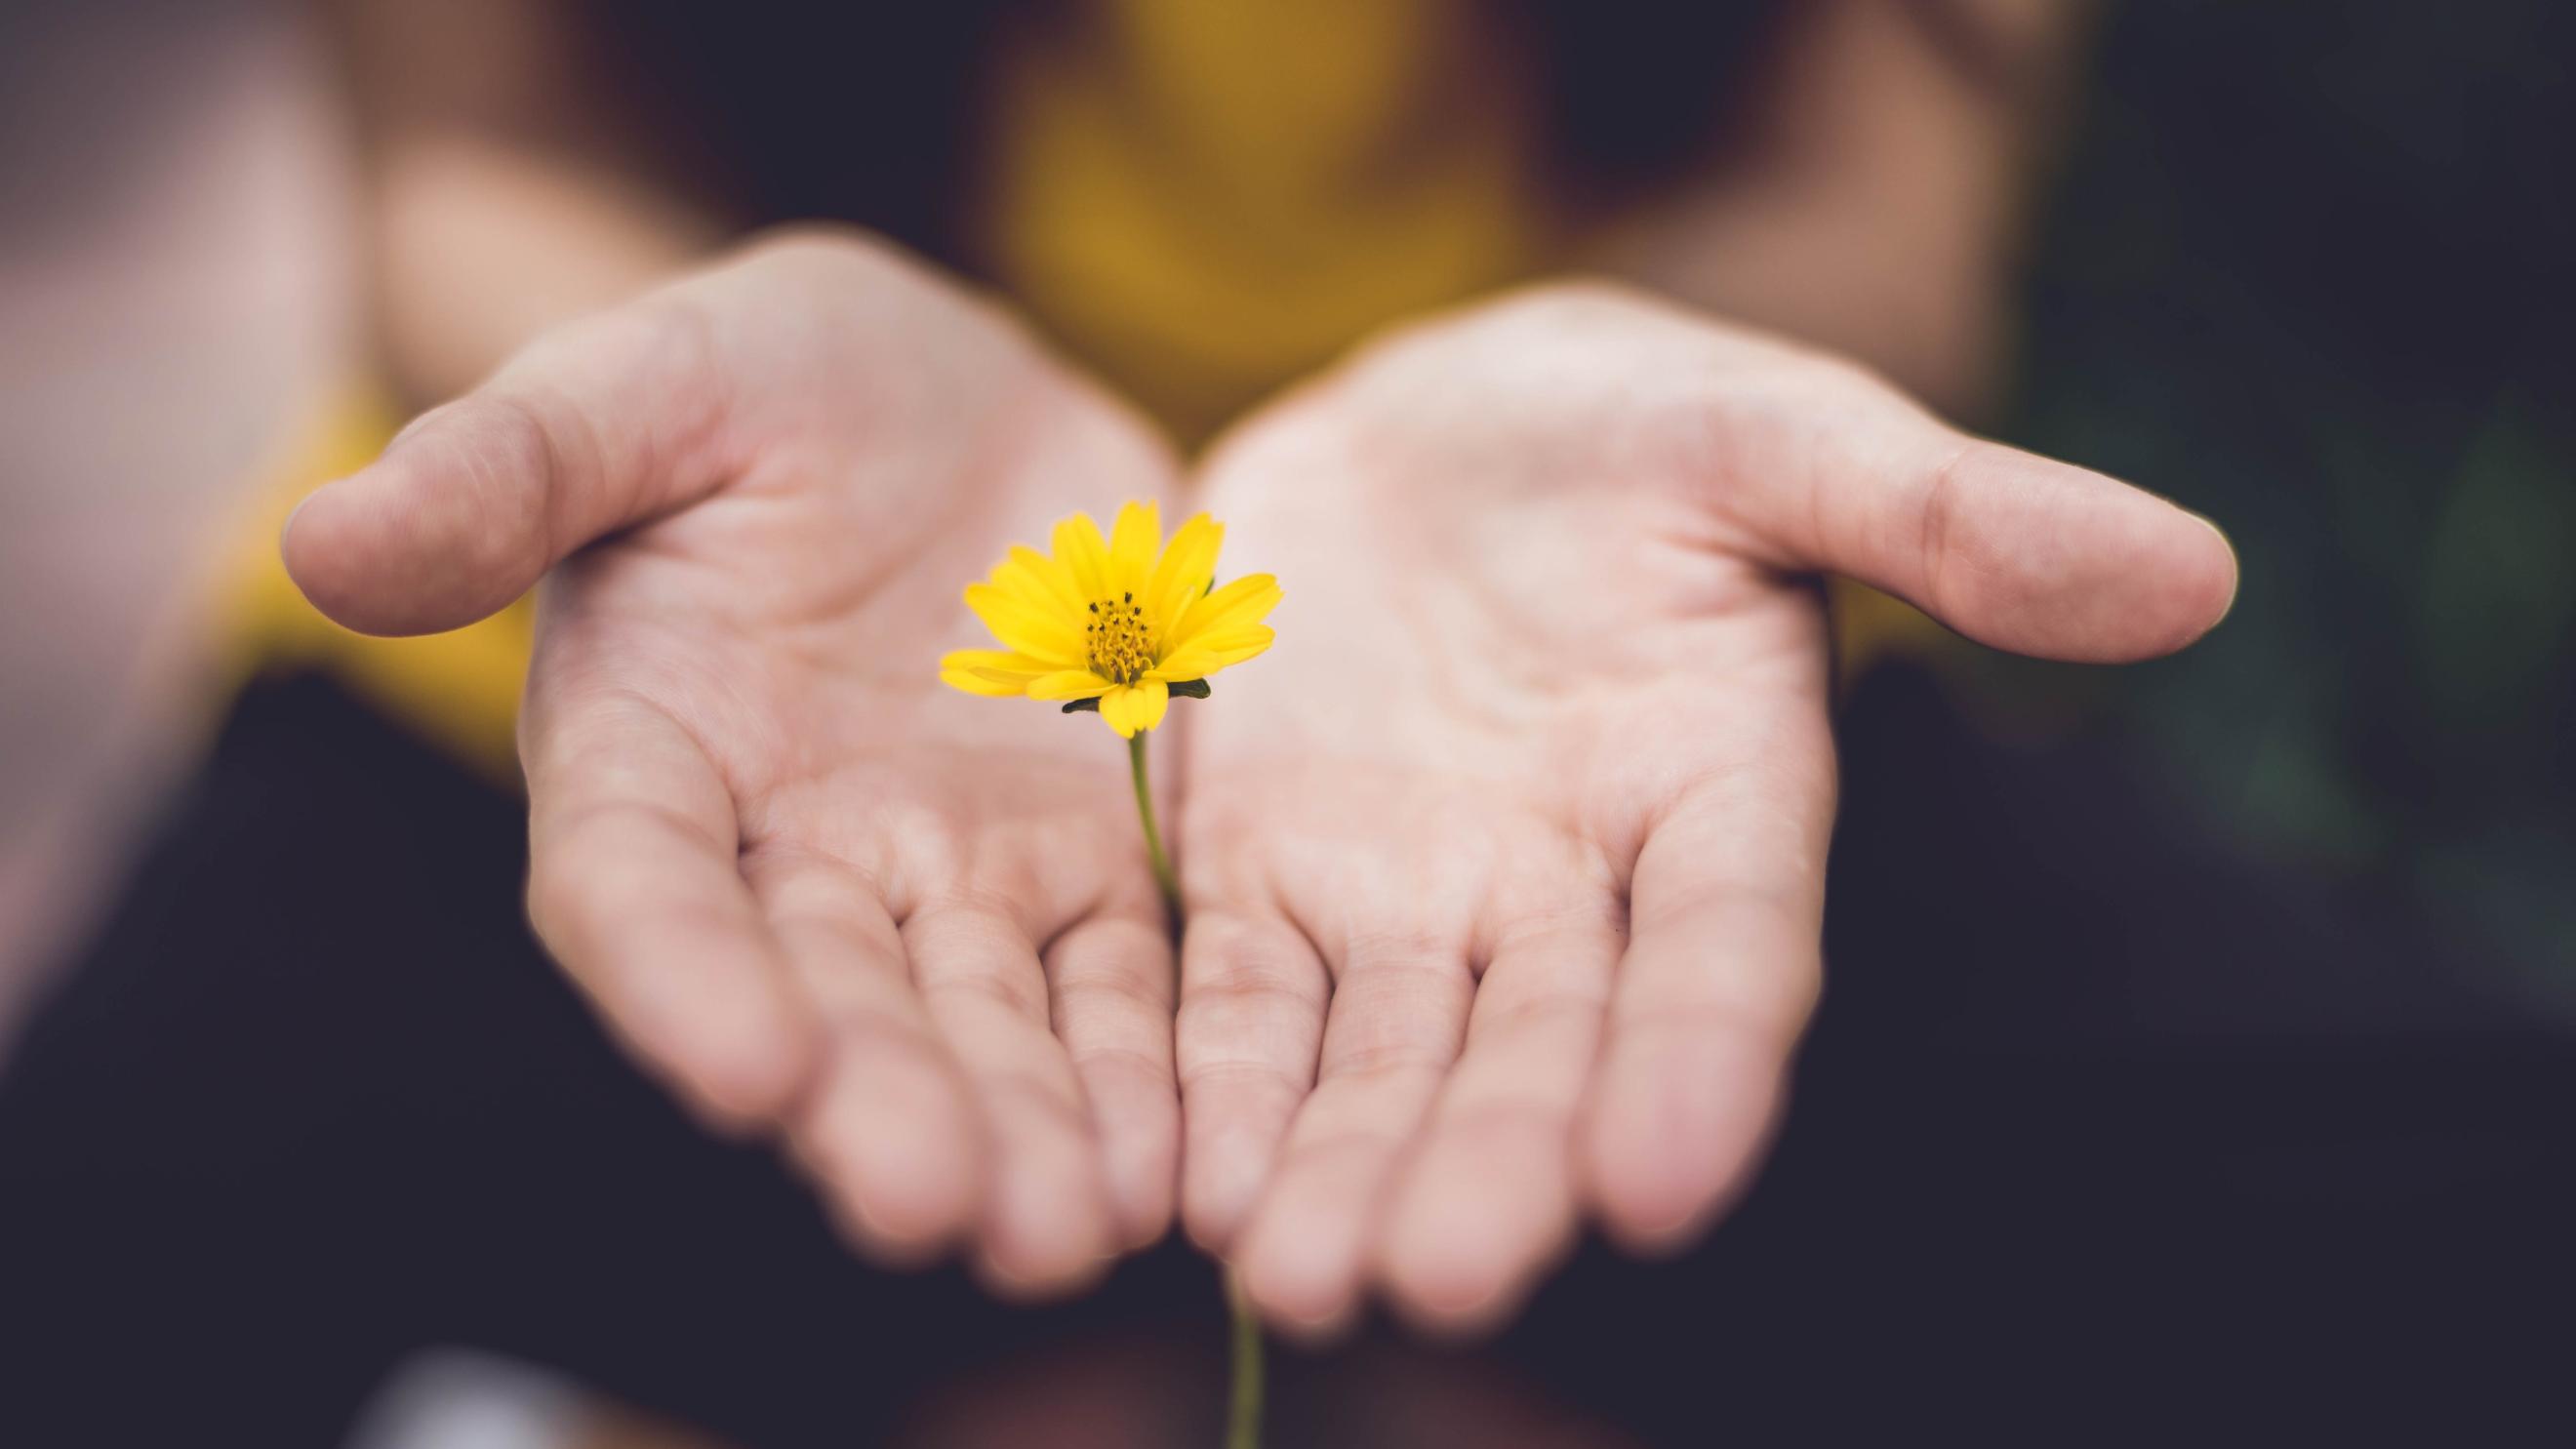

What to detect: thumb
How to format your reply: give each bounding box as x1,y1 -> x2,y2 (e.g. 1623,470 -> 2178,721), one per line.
283,302 -> 732,636
1723,371 -> 2238,664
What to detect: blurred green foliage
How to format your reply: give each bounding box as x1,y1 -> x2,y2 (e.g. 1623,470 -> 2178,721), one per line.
2001,1 -> 2575,1008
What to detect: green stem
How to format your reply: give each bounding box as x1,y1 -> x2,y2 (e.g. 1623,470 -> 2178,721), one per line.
1226,1268 -> 1266,1449
1127,732 -> 1181,918
1122,733 -> 1261,1448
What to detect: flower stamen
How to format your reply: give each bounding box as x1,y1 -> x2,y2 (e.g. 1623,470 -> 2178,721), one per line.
1085,590 -> 1155,684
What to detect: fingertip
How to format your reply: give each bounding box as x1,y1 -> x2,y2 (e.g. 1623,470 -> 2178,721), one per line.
1238,1244 -> 1365,1345
278,486 -> 317,562
1082,1053 -> 1178,1252
1264,1303 -> 1363,1348
1381,1269 -> 1520,1341
1377,1160 -> 1568,1339
1377,1219 -> 1515,1339
638,955 -> 825,1136
813,1173 -> 960,1272
2161,507 -> 2241,652
972,1244 -> 1115,1305
825,1112 -> 985,1266
679,1029 -> 818,1137
1235,1201 -> 1369,1339
277,471 -> 382,631
1886,442 -> 2247,664
1104,1109 -> 1180,1253
1581,1043 -> 1783,1257
279,401 -> 554,636
2066,491 -> 2241,663
976,1126 -> 1120,1297
976,1203 -> 1118,1302
1179,1122 -> 1274,1255
581,970 -> 819,1143
1181,1200 -> 1242,1258
797,1049 -> 986,1263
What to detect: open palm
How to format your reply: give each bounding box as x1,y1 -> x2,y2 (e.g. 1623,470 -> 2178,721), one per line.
286,233 -> 1184,1292
1173,283 -> 2238,1332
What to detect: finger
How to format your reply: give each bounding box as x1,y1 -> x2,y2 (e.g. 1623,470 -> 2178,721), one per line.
283,295 -> 735,635
746,854 -> 985,1263
1043,906 -> 1180,1251
905,900 -> 1118,1297
1376,910 -> 1620,1334
1580,735 -> 1832,1255
1721,376 -> 2238,663
1232,935 -> 1472,1334
1174,909 -> 1331,1254
523,691 -> 820,1130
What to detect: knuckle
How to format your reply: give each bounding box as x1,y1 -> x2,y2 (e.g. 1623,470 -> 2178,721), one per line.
1069,1041 -> 1174,1097
1325,1033 -> 1455,1082
1059,954 -> 1171,1020
1178,1057 -> 1307,1105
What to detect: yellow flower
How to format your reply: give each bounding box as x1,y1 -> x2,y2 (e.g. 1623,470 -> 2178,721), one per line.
941,501 -> 1281,737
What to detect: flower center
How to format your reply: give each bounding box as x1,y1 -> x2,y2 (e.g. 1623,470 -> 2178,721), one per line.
1085,591 -> 1155,684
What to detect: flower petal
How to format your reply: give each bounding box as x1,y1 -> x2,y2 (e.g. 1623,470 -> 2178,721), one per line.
1053,512 -> 1113,599
1107,500 -> 1161,592
965,583 -> 1085,664
1166,573 -> 1281,652
1124,677 -> 1170,733
940,648 -> 1052,697
992,546 -> 1083,618
1149,624 -> 1273,681
1147,513 -> 1223,636
1097,684 -> 1139,737
943,668 -> 1019,696
1027,669 -> 1114,701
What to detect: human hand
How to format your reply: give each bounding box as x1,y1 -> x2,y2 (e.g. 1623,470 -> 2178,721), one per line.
1172,282 -> 2237,1333
284,231 -> 1186,1294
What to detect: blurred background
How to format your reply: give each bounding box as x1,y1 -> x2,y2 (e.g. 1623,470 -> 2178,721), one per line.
3,0 -> 2570,1443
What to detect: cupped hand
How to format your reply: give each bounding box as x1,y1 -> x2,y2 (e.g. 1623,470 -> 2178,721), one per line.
285,231 -> 1186,1294
1172,282 -> 2237,1333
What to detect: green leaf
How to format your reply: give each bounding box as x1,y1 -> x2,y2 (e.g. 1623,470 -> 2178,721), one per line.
1060,697 -> 1102,714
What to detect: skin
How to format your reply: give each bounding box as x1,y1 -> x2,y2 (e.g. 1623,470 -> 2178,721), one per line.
286,230 -> 1188,1296
1173,281 -> 2238,1335
284,244 -> 2234,1329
